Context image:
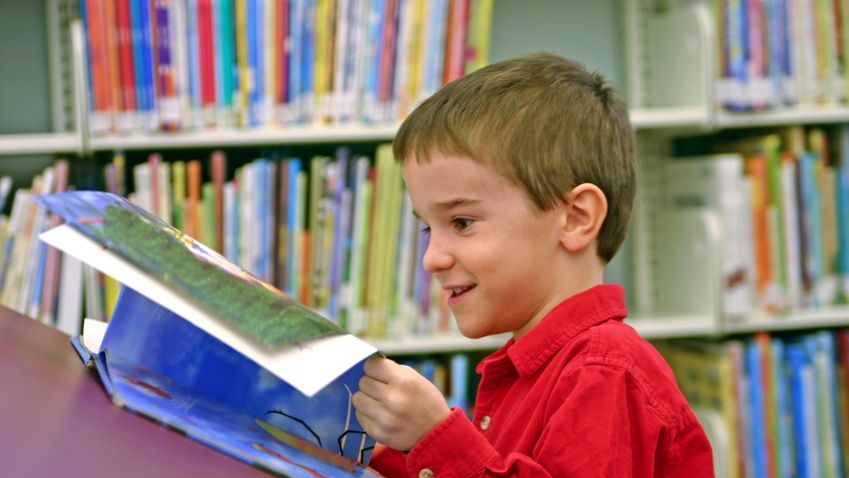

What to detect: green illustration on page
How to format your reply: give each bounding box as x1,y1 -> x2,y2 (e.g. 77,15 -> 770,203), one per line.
39,190 -> 343,349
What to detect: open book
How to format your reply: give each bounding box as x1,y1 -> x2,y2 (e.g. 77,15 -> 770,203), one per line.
37,191 -> 383,477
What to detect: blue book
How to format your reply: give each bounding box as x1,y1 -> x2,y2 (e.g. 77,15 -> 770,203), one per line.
133,0 -> 158,130
745,339 -> 769,478
300,0 -> 316,123
186,0 -> 201,126
798,151 -> 824,306
786,340 -> 821,478
286,158 -> 304,298
448,354 -> 469,413
287,0 -> 305,123
836,127 -> 849,302
36,190 -> 382,477
770,337 -> 793,478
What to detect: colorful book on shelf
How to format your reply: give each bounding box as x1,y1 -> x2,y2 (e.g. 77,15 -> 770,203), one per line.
216,0 -> 237,127
837,125 -> 849,303
786,338 -> 822,478
463,0 -> 493,75
35,190 -> 382,477
83,0 -> 115,133
130,0 -> 159,131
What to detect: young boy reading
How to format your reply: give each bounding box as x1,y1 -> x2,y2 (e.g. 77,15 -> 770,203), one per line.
352,52 -> 715,477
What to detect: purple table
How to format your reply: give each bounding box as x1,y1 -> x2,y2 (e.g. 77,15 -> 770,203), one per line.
0,305 -> 275,477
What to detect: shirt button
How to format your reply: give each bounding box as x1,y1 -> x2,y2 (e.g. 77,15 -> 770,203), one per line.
419,468 -> 435,478
480,415 -> 491,430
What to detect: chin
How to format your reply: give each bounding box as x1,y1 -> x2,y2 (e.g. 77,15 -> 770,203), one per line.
455,322 -> 492,340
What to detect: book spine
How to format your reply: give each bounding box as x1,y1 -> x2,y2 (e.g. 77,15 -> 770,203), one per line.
217,0 -> 237,127
155,0 -> 180,130
197,0 -> 216,126
116,0 -> 138,131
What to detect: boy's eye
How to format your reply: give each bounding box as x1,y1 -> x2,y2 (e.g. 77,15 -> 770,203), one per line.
452,217 -> 473,230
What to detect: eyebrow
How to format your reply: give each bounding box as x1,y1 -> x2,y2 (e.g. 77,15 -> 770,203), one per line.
412,198 -> 482,220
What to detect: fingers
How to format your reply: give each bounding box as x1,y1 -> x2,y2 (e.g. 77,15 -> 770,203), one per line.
362,355 -> 395,383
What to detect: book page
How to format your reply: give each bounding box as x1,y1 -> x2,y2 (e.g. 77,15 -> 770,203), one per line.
41,224 -> 376,397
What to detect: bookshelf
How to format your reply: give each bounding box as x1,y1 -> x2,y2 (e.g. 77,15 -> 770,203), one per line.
7,0 -> 849,475
5,0 -> 849,340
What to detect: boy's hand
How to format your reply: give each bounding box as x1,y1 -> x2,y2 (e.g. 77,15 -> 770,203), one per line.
353,355 -> 452,451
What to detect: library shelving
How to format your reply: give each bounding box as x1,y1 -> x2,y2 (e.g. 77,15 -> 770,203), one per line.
5,0 -> 849,344
6,1 -> 849,475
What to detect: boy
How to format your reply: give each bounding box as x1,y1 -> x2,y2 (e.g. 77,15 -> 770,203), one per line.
352,53 -> 715,477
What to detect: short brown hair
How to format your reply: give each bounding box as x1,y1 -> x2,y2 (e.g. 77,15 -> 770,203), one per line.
393,52 -> 635,263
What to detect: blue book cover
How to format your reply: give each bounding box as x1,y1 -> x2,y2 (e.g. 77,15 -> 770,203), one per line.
286,158 -> 304,298
745,338 -> 768,478
836,128 -> 849,302
300,0 -> 316,123
37,190 -> 382,476
798,151 -> 824,306
186,0 -> 201,125
288,0 -> 305,123
786,340 -> 822,478
134,0 -> 158,129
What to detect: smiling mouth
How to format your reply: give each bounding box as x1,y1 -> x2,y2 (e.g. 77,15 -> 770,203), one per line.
449,286 -> 474,297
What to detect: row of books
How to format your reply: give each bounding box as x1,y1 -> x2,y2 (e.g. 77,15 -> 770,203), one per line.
658,328 -> 849,478
661,124 -> 849,319
79,0 -> 494,134
716,0 -> 849,111
0,145 -> 453,340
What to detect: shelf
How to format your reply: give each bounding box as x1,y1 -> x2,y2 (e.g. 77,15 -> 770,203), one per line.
0,132 -> 79,156
630,313 -> 721,340
371,333 -> 509,356
629,106 -> 711,130
722,305 -> 849,335
88,124 -> 401,151
7,103 -> 849,157
715,104 -> 849,129
370,314 -> 724,355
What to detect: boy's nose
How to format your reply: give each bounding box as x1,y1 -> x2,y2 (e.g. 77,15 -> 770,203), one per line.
421,236 -> 453,273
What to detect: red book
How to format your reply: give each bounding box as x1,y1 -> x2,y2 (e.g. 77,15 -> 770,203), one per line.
197,0 -> 216,126
443,0 -> 470,84
85,0 -> 113,133
103,0 -> 123,126
115,0 -> 137,127
378,0 -> 399,109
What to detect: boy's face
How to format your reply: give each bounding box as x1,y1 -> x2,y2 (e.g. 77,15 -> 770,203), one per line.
403,153 -> 574,340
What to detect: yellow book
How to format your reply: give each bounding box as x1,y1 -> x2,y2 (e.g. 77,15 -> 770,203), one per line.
103,274 -> 121,319
659,340 -> 741,478
171,160 -> 186,231
313,0 -> 333,123
235,0 -> 250,126
366,144 -> 403,337
464,0 -> 493,74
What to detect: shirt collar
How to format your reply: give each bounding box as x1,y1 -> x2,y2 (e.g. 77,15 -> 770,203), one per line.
479,284 -> 628,378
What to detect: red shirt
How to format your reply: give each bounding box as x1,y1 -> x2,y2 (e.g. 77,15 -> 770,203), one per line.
369,284 -> 715,477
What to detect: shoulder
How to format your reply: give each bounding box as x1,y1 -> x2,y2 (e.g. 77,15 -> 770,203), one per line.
553,320 -> 695,424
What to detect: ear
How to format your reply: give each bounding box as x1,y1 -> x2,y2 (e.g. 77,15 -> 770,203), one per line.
559,183 -> 608,253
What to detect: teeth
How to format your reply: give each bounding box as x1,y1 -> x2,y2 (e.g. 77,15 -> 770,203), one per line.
452,287 -> 467,295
